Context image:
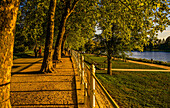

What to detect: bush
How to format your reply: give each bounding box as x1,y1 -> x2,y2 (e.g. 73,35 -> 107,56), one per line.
143,59 -> 152,63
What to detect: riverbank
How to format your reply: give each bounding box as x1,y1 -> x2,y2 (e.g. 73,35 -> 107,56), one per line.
127,57 -> 170,67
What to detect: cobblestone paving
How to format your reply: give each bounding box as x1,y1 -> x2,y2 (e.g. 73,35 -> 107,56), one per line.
11,56 -> 78,108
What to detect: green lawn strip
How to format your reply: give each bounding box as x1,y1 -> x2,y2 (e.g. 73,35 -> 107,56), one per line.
84,54 -> 164,69
95,70 -> 170,108
13,50 -> 34,59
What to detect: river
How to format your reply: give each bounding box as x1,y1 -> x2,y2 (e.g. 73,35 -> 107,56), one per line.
128,51 -> 170,63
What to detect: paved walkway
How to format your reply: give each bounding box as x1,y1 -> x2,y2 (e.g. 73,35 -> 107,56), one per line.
128,60 -> 170,70
11,56 -> 78,107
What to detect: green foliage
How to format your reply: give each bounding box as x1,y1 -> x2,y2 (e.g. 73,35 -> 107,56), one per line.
14,0 -> 50,52
84,39 -> 96,53
64,0 -> 99,50
13,50 -> 34,59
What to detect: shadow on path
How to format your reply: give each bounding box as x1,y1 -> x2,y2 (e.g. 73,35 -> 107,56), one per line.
12,59 -> 43,76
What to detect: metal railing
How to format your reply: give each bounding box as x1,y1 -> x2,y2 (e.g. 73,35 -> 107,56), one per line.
71,50 -> 119,108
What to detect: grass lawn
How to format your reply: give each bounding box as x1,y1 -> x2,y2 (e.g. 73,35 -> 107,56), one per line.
13,50 -> 34,59
84,54 -> 164,69
96,70 -> 170,108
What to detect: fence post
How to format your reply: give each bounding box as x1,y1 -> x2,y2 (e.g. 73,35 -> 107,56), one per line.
90,64 -> 95,108
84,82 -> 87,105
72,50 -> 74,59
87,65 -> 90,98
70,50 -> 72,56
81,55 -> 85,89
76,52 -> 79,69
78,53 -> 81,76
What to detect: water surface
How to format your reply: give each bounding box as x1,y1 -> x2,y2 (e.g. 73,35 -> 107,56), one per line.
129,51 -> 170,63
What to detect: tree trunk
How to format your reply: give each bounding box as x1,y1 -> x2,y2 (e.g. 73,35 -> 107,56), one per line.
61,34 -> 68,55
53,0 -> 75,60
0,0 -> 19,107
107,55 -> 112,75
53,14 -> 68,60
40,0 -> 57,73
53,0 -> 79,60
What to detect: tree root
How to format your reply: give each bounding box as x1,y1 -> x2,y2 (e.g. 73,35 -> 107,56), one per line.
41,65 -> 57,74
53,60 -> 63,68
55,60 -> 63,63
61,53 -> 65,56
47,67 -> 57,73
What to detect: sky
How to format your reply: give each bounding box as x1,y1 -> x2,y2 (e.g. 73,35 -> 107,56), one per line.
95,26 -> 170,40
95,26 -> 102,35
158,26 -> 170,39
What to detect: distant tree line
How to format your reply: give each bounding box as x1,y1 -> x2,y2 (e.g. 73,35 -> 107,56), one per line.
144,36 -> 170,51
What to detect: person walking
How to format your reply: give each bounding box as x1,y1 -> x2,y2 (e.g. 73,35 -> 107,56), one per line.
34,46 -> 37,58
38,47 -> 42,58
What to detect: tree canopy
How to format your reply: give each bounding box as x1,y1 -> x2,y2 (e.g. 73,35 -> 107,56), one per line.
97,0 -> 169,51
15,0 -> 50,52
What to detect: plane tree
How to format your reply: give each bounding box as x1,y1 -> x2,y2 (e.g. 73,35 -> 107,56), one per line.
53,0 -> 80,61
53,0 -> 99,61
40,0 -> 57,73
0,0 -> 20,107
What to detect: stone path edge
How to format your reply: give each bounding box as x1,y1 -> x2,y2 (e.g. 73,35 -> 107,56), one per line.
70,56 -> 80,107
70,56 -> 85,108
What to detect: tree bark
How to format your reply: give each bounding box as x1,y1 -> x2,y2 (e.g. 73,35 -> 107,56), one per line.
61,34 -> 68,55
40,0 -> 57,73
0,0 -> 19,107
107,55 -> 112,75
53,0 -> 79,60
53,13 -> 68,60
